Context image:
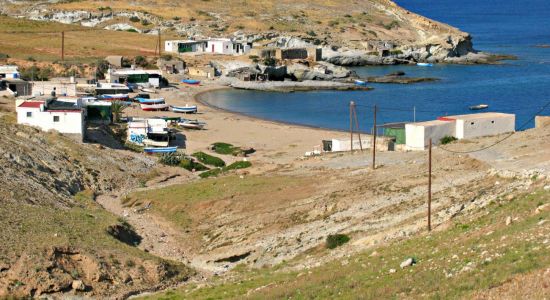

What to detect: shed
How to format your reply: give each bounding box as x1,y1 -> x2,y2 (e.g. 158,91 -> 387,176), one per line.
405,119 -> 456,150
380,122 -> 406,145
443,113 -> 515,139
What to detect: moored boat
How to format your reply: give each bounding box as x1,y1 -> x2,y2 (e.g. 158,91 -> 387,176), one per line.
469,104 -> 489,110
140,103 -> 169,111
171,105 -> 198,114
417,62 -> 434,67
354,79 -> 368,86
137,97 -> 165,104
181,79 -> 201,86
143,146 -> 177,153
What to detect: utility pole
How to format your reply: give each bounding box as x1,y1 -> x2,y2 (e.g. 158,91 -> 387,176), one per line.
428,138 -> 432,231
61,31 -> 65,61
353,104 -> 363,151
350,101 -> 354,152
372,104 -> 377,169
157,29 -> 162,57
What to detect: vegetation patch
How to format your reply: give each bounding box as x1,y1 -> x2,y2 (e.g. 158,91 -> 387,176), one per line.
192,152 -> 226,167
326,234 -> 350,249
180,158 -> 209,172
440,135 -> 458,145
224,161 -> 252,171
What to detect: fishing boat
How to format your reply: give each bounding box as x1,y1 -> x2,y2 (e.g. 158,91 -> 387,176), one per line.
157,116 -> 181,122
171,105 -> 198,114
469,104 -> 489,110
142,139 -> 169,147
99,94 -> 130,101
140,103 -> 169,111
354,79 -> 368,86
141,88 -> 156,93
417,62 -> 434,67
178,119 -> 205,130
143,146 -> 177,153
137,97 -> 165,104
181,79 -> 201,86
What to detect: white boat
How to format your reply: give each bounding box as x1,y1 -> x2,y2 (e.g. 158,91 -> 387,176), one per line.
142,139 -> 169,147
177,119 -> 205,130
140,103 -> 169,111
354,79 -> 368,86
141,88 -> 156,93
171,105 -> 198,114
417,62 -> 434,67
469,104 -> 489,110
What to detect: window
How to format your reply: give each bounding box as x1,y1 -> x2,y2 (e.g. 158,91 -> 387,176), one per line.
53,116 -> 60,122
470,122 -> 475,125
26,112 -> 32,118
491,120 -> 495,124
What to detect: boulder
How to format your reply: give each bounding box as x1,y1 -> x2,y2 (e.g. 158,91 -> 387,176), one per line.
71,280 -> 86,291
400,257 -> 416,268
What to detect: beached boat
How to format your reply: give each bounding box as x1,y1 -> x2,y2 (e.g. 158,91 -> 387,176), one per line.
354,79 -> 368,86
171,105 -> 198,114
157,116 -> 181,122
142,139 -> 169,147
181,79 -> 201,86
417,63 -> 434,67
469,104 -> 489,110
99,94 -> 130,101
143,146 -> 177,153
178,119 -> 205,130
137,97 -> 165,104
140,103 -> 169,111
141,88 -> 156,93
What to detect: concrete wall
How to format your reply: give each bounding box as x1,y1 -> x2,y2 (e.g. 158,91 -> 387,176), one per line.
275,48 -> 308,60
249,48 -> 277,59
17,107 -> 84,135
405,121 -> 456,150
329,136 -> 391,152
535,116 -> 550,129
455,115 -> 515,139
207,40 -> 233,54
188,66 -> 215,78
32,81 -> 77,97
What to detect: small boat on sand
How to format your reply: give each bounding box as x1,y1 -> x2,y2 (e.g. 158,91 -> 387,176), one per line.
181,79 -> 201,86
141,88 -> 156,93
178,119 -> 206,130
143,139 -> 169,147
171,105 -> 198,114
137,97 -> 165,104
140,103 -> 169,111
469,104 -> 489,110
417,63 -> 434,67
143,146 -> 177,153
99,94 -> 130,101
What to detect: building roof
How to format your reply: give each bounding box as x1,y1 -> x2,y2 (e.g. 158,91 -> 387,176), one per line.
165,39 -> 206,44
46,100 -> 82,111
111,69 -> 162,76
407,119 -> 454,127
444,112 -> 515,120
0,65 -> 19,73
18,101 -> 43,108
379,122 -> 406,129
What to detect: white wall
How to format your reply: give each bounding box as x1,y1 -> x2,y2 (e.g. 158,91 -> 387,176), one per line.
207,40 -> 233,54
17,108 -> 84,134
405,121 -> 456,151
455,115 -> 515,139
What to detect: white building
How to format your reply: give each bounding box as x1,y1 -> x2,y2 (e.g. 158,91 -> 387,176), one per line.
0,65 -> 20,79
16,98 -> 85,136
405,112 -> 516,150
127,118 -> 170,146
164,40 -> 207,54
405,120 -> 456,150
206,38 -> 234,54
106,69 -> 164,88
445,113 -> 515,139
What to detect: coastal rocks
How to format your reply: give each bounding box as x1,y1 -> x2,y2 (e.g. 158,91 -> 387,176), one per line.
258,65 -> 287,80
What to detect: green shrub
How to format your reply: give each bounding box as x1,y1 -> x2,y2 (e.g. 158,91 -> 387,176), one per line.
192,152 -> 226,167
124,142 -> 144,153
224,161 -> 251,171
199,168 -> 222,178
129,16 -> 140,22
440,135 -> 458,145
126,29 -> 138,33
179,158 -> 209,172
390,50 -> 403,55
211,142 -> 237,155
159,153 -> 182,166
326,234 -> 350,249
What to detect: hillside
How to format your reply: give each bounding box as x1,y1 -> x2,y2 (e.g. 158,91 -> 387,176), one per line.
0,0 -> 481,64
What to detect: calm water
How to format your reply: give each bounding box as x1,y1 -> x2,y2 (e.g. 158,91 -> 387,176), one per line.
199,0 -> 550,131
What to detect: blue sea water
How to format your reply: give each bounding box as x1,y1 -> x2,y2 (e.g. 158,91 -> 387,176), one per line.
199,0 -> 550,131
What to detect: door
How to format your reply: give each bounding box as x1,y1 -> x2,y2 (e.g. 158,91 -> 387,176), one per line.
211,44 -> 215,53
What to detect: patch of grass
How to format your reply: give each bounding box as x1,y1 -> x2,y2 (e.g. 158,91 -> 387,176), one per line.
224,161 -> 252,171
142,188 -> 550,300
440,135 -> 458,145
192,152 -> 226,167
326,234 -> 350,249
199,168 -> 222,178
179,158 -> 209,172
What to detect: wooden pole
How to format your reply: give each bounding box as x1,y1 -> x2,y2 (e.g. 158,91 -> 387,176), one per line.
350,101 -> 354,152
372,104 -> 377,169
158,29 -> 162,57
428,138 -> 432,231
61,31 -> 65,61
353,105 -> 363,151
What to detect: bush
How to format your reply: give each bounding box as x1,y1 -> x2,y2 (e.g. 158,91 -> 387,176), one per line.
159,153 -> 182,166
390,50 -> 403,55
307,30 -> 317,37
224,161 -> 251,171
192,152 -> 226,167
0,53 -> 9,60
129,16 -> 140,22
211,142 -> 237,155
199,168 -> 222,178
263,57 -> 276,66
141,19 -> 150,26
326,234 -> 350,249
179,158 -> 209,172
126,29 -> 138,33
134,55 -> 148,67
440,135 -> 458,145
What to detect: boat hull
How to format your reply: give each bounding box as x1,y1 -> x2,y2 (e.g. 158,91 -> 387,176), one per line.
171,105 -> 198,113
181,79 -> 201,85
141,103 -> 169,111
143,146 -> 177,153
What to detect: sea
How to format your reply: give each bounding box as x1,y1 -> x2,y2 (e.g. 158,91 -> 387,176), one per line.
198,0 -> 550,132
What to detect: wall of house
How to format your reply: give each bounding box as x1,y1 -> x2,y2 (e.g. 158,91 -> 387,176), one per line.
455,116 -> 515,139
535,116 -> 550,128
329,136 -> 390,152
405,121 -> 456,150
188,67 -> 215,78
32,82 -> 77,97
17,108 -> 84,135
207,40 -> 233,54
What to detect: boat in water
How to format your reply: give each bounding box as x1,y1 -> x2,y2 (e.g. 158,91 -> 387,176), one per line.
171,105 -> 198,114
140,103 -> 169,111
143,146 -> 178,153
469,104 -> 489,110
354,79 -> 368,86
417,63 -> 434,67
178,119 -> 206,130
137,97 -> 165,104
181,79 -> 201,86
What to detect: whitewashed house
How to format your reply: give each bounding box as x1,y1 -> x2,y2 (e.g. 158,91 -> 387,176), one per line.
405,112 -> 516,150
0,65 -> 20,79
16,98 -> 85,136
206,38 -> 234,54
164,40 -> 207,53
106,68 -> 164,88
